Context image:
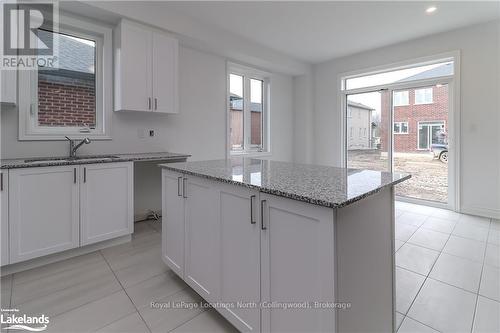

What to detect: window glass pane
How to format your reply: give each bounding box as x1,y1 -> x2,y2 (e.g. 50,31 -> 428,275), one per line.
393,91 -> 408,106
415,87 -> 433,104
250,79 -> 263,147
229,74 -> 244,150
394,123 -> 400,133
401,122 -> 408,133
345,61 -> 453,90
37,30 -> 96,127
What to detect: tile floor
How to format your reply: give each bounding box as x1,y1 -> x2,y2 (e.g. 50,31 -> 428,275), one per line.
395,201 -> 500,333
0,203 -> 499,333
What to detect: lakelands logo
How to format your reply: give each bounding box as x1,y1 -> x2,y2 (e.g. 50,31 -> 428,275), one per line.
1,309 -> 49,331
1,1 -> 59,70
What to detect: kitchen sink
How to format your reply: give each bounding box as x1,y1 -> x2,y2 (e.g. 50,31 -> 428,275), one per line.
24,155 -> 120,163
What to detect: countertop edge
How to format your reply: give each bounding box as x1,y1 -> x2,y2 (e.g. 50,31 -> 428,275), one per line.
159,163 -> 411,209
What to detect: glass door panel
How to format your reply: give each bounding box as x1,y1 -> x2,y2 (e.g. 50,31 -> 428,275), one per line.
346,91 -> 390,172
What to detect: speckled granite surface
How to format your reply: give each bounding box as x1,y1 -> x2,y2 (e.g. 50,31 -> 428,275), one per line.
159,158 -> 411,208
0,152 -> 190,169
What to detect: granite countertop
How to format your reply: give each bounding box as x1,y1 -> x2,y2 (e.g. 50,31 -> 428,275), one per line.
0,152 -> 191,169
159,158 -> 411,208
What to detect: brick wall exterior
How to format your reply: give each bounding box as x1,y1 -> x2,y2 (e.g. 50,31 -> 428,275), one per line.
37,72 -> 96,127
230,109 -> 262,149
380,85 -> 448,152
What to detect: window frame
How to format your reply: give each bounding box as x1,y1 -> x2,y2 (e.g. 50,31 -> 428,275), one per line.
18,13 -> 112,141
414,87 -> 434,105
394,121 -> 409,134
227,63 -> 270,156
393,90 -> 409,106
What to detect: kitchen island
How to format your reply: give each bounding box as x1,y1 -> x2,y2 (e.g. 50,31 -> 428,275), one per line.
159,158 -> 410,333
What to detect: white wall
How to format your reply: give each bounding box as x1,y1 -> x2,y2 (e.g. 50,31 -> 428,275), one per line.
1,45 -> 295,218
313,20 -> 500,218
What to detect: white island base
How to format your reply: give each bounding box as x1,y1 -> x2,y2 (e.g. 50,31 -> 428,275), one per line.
161,169 -> 397,333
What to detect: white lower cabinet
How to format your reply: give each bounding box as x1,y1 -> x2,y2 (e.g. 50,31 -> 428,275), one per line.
80,162 -> 133,246
162,171 -> 336,332
260,194 -> 335,333
7,162 -> 133,265
1,170 -> 9,266
9,166 -> 80,263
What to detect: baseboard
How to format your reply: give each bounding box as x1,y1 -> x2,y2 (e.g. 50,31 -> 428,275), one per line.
460,205 -> 500,220
0,235 -> 132,276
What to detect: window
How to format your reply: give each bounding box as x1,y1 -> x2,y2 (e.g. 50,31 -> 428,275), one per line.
394,122 -> 409,134
18,15 -> 112,140
393,91 -> 409,106
228,64 -> 269,154
415,88 -> 433,105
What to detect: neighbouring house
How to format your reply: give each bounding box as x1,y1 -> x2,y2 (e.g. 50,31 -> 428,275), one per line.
380,62 -> 452,153
37,30 -> 96,128
347,100 -> 375,149
229,94 -> 263,149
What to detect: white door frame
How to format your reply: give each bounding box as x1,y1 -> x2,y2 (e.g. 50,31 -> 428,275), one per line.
339,52 -> 461,211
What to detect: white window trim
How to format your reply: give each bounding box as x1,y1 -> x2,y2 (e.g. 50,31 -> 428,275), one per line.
227,62 -> 270,156
18,13 -> 112,141
414,87 -> 434,105
394,121 -> 409,134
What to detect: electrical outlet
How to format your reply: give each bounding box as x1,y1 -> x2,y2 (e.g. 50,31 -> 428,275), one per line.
149,129 -> 155,137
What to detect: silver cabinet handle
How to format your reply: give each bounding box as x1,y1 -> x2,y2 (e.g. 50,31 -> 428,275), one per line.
261,200 -> 267,230
154,98 -> 158,110
0,172 -> 3,191
73,168 -> 76,184
177,176 -> 183,197
83,167 -> 87,183
148,97 -> 152,110
250,195 -> 256,224
182,178 -> 187,198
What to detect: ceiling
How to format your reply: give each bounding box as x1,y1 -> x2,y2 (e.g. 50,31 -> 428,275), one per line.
158,1 -> 500,64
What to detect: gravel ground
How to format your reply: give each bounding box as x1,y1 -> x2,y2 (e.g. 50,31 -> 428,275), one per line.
347,149 -> 448,203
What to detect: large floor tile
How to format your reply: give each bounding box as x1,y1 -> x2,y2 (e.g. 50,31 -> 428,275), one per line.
408,278 -> 477,333
442,236 -> 486,262
395,240 -> 405,252
396,243 -> 440,276
479,265 -> 499,301
12,252 -> 103,286
15,269 -> 121,317
395,267 -> 425,315
396,224 -> 419,242
105,243 -> 162,272
125,270 -> 187,308
113,251 -> 169,288
407,228 -> 449,251
396,312 -> 405,330
397,212 -> 429,228
473,296 -> 500,333
490,219 -> 500,230
396,202 -> 436,216
138,288 -> 205,333
429,253 -> 482,293
95,312 -> 150,333
452,222 -> 489,242
488,229 -> 500,245
459,215 -> 491,229
11,259 -> 113,305
171,309 -> 237,333
422,216 -> 457,234
147,219 -> 162,233
430,208 -> 462,221
46,291 -> 136,332
398,316 -> 439,332
484,243 -> 500,268
100,232 -> 161,262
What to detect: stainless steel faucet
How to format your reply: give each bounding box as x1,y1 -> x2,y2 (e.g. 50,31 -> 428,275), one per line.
65,136 -> 91,158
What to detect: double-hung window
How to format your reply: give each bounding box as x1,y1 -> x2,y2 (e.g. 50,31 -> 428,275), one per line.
414,87 -> 433,105
228,64 -> 269,154
393,90 -> 409,106
18,14 -> 112,140
394,122 -> 409,134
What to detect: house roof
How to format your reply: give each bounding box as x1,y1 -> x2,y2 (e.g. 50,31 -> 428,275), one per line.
230,94 -> 263,112
38,29 -> 95,74
347,100 -> 374,111
396,62 -> 453,83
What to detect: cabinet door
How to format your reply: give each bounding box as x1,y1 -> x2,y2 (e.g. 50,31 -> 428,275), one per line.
184,176 -> 220,303
9,166 -> 79,263
161,170 -> 185,277
80,163 -> 133,246
219,184 -> 261,332
260,194 -> 335,333
152,32 -> 178,113
1,70 -> 16,104
1,171 -> 9,266
115,20 -> 153,112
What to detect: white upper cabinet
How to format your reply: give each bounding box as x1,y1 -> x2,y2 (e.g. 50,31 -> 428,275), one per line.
114,19 -> 178,113
0,70 -> 17,105
80,162 -> 133,246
